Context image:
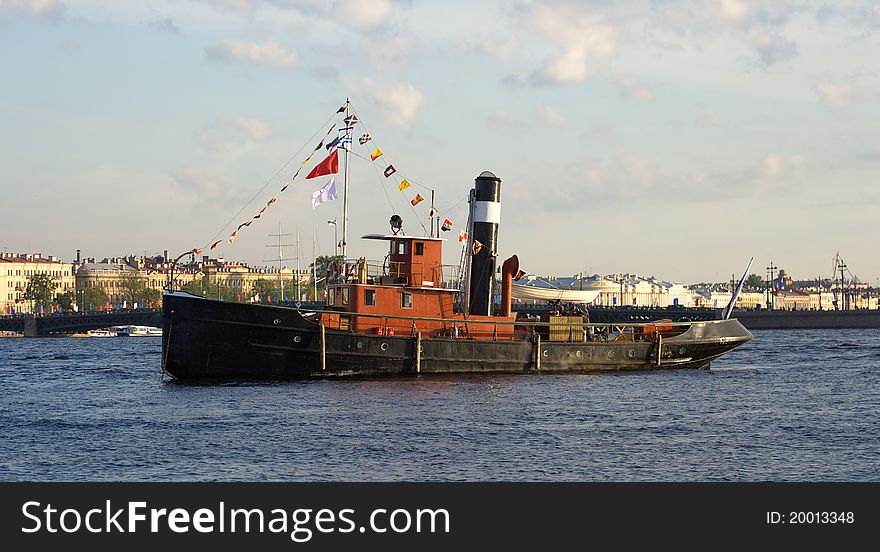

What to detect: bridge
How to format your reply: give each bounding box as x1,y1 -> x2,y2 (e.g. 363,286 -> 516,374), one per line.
0,310 -> 163,337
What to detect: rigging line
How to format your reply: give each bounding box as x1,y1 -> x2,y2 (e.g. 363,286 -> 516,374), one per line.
347,106 -> 434,193
345,106 -> 468,227
347,149 -> 434,193
364,153 -> 430,236
201,113 -> 337,249
437,195 -> 469,218
365,152 -> 396,216
345,105 -> 429,236
348,146 -> 461,223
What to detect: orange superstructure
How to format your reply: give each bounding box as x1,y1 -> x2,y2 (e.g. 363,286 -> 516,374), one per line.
321,234 -> 515,340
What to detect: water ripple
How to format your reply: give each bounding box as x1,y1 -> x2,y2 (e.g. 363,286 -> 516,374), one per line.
0,330 -> 878,481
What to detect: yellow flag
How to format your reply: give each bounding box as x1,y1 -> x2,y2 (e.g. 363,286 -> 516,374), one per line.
398,179 -> 410,192
371,148 -> 383,161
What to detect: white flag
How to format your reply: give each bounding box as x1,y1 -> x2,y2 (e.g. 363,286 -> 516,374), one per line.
311,176 -> 337,210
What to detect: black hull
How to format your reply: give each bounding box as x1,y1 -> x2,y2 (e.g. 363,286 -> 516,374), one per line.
162,292 -> 753,380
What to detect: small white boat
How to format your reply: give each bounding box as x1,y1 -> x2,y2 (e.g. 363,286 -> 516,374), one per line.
88,329 -> 118,337
116,325 -> 162,337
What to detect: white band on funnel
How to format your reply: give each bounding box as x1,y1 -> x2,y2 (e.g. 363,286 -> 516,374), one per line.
474,201 -> 501,224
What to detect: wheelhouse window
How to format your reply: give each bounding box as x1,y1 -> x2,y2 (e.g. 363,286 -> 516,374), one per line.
396,240 -> 407,255
414,242 -> 424,256
341,287 -> 350,306
328,287 -> 336,305
401,291 -> 413,309
364,289 -> 376,306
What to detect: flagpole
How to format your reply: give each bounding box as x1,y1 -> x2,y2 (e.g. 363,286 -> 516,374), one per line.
342,97 -> 351,259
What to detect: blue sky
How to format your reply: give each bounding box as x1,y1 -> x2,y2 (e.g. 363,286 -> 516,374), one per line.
1,0 -> 878,284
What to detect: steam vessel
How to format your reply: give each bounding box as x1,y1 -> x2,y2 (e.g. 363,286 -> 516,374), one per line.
162,170 -> 752,380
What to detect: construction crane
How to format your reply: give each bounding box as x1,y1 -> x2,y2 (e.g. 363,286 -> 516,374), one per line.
831,252 -> 859,310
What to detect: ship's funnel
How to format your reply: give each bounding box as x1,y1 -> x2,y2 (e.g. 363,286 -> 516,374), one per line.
468,171 -> 501,316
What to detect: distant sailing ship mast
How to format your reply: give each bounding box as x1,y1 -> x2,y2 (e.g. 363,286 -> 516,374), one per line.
263,222 -> 298,301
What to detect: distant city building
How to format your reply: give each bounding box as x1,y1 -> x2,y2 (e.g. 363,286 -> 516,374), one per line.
197,256 -> 311,301
72,252 -> 313,305
0,253 -> 75,314
3,248 -> 876,314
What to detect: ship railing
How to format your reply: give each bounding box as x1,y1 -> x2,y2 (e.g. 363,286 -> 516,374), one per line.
326,258 -> 389,285
305,307 -> 702,343
326,259 -> 462,289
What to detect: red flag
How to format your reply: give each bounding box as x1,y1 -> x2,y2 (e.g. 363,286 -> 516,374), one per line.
210,240 -> 222,250
306,149 -> 339,179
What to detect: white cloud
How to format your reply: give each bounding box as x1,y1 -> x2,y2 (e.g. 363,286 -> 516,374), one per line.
760,153 -> 805,180
720,0 -> 752,21
194,0 -> 394,29
349,78 -> 425,128
693,109 -> 727,129
816,1 -> 880,29
744,29 -> 798,66
520,4 -> 616,85
488,111 -> 525,127
540,106 -> 567,127
645,0 -> 803,66
224,117 -> 272,140
811,73 -> 880,111
614,74 -> 657,102
0,0 -> 65,17
761,154 -> 785,178
333,0 -> 392,29
194,117 -> 273,158
206,39 -> 298,67
813,79 -> 854,107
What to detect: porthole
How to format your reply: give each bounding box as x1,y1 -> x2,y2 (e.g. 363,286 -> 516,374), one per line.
576,350 -> 582,358
542,349 -> 549,357
607,350 -> 616,359
380,343 -> 389,351
293,335 -> 302,343
628,349 -> 636,359
273,318 -> 282,326
356,341 -> 364,349
678,347 -> 687,355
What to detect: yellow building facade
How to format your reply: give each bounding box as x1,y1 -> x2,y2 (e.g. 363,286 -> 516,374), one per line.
0,253 -> 76,314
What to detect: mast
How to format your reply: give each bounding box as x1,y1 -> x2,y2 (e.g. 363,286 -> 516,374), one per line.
296,225 -> 301,301
278,222 -> 284,299
341,97 -> 351,259
264,223 -> 295,302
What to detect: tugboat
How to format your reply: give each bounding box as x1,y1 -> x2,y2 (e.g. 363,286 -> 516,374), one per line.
162,168 -> 752,380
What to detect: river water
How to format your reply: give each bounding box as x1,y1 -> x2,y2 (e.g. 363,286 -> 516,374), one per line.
0,329 -> 877,481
